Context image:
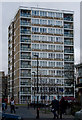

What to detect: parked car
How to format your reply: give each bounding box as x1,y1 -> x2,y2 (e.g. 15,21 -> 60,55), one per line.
0,111 -> 23,120
74,109 -> 82,120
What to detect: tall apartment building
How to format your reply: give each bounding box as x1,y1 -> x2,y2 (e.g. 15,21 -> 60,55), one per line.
0,71 -> 8,99
8,6 -> 74,103
75,63 -> 82,104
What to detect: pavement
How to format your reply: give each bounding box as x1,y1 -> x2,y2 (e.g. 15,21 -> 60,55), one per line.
4,105 -> 74,120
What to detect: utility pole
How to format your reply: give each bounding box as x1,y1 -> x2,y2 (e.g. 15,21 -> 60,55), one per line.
34,55 -> 39,119
32,72 -> 36,109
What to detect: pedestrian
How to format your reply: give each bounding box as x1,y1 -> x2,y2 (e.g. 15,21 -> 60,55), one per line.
4,98 -> 7,110
10,97 -> 16,113
59,97 -> 68,119
28,100 -> 30,109
51,96 -> 59,119
2,99 -> 6,112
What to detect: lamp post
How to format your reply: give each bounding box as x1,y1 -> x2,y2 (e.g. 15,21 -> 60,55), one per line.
32,72 -> 35,110
34,54 -> 39,119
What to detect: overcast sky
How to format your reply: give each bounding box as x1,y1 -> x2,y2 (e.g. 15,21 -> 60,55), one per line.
1,1 -> 80,74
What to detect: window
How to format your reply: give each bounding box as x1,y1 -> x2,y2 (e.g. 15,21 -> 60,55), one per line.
32,35 -> 39,41
40,61 -> 47,67
56,13 -> 62,18
40,53 -> 47,58
48,62 -> 55,67
56,62 -> 63,67
79,79 -> 82,83
32,10 -> 39,16
32,19 -> 39,24
56,37 -> 63,42
32,44 -> 39,49
32,27 -> 39,32
48,19 -> 54,25
32,61 -> 37,66
40,19 -> 47,25
48,53 -> 55,59
48,28 -> 55,34
32,52 -> 39,58
48,36 -> 55,42
48,12 -> 55,17
56,70 -> 63,76
40,28 -> 47,33
40,44 -> 47,49
40,11 -> 47,16
48,45 -> 55,50
56,54 -> 63,59
40,36 -> 47,41
56,21 -> 62,26
49,70 -> 55,76
40,70 -> 47,75
56,29 -> 63,35
55,79 -> 62,84
56,45 -> 63,51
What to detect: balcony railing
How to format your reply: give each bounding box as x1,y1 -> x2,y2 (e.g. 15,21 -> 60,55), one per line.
64,66 -> 74,70
20,73 -> 31,77
21,22 -> 31,26
21,55 -> 31,59
21,83 -> 31,86
21,30 -> 31,34
21,38 -> 31,43
64,24 -> 73,29
21,64 -> 31,68
20,91 -> 31,94
20,13 -> 31,17
64,17 -> 73,21
64,49 -> 74,53
64,41 -> 73,45
64,33 -> 73,37
21,47 -> 31,51
64,58 -> 74,61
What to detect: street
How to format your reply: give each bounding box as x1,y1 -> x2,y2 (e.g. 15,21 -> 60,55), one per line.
4,105 -> 74,120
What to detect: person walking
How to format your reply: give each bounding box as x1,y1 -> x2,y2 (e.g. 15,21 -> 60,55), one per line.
2,99 -> 6,112
10,97 -> 16,113
51,96 -> 59,119
59,97 -> 68,119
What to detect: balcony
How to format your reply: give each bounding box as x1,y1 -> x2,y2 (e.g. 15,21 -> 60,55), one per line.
64,49 -> 74,53
21,55 -> 31,60
64,16 -> 73,21
21,47 -> 31,51
21,21 -> 31,26
64,41 -> 73,45
64,33 -> 73,37
20,13 -> 31,18
21,64 -> 31,68
20,91 -> 31,94
21,82 -> 31,86
21,30 -> 31,34
21,38 -> 31,43
64,24 -> 73,29
64,66 -> 74,70
64,58 -> 74,61
20,73 -> 31,77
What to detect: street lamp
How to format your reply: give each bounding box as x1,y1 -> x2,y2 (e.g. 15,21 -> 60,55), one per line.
34,54 -> 39,119
32,72 -> 36,110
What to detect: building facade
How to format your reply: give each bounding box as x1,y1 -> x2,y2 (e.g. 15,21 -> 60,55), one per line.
75,63 -> 82,105
0,71 -> 8,99
8,7 -> 74,103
